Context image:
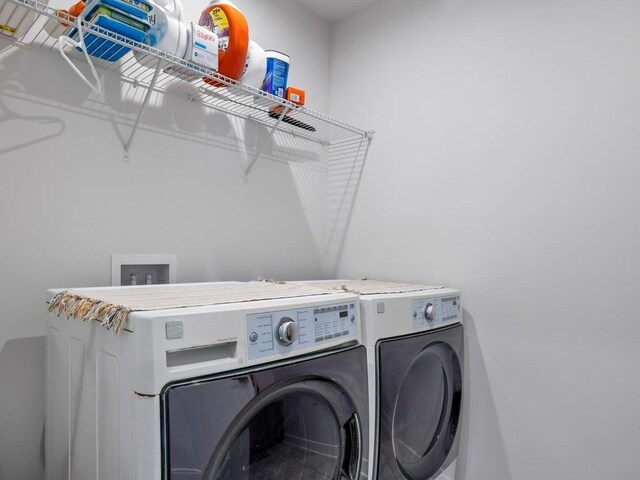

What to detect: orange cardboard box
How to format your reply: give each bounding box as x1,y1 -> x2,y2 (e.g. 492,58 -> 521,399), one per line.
286,87 -> 306,106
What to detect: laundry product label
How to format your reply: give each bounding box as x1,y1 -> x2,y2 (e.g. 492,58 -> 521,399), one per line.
263,56 -> 290,98
190,23 -> 219,70
122,0 -> 151,13
206,7 -> 230,50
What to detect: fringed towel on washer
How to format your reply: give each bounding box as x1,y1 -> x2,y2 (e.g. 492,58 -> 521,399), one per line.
48,281 -> 334,335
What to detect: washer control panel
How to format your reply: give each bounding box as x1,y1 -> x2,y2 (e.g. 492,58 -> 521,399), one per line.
247,302 -> 358,360
412,295 -> 461,329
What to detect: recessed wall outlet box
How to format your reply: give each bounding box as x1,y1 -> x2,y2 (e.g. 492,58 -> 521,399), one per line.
111,254 -> 177,286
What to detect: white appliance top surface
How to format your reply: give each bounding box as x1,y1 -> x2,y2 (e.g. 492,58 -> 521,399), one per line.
297,279 -> 445,295
132,291 -> 359,318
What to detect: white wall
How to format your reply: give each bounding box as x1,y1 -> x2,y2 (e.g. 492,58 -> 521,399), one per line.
331,0 -> 640,478
0,1 -> 331,478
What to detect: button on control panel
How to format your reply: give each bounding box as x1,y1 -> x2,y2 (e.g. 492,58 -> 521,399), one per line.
247,302 -> 358,360
412,295 -> 461,329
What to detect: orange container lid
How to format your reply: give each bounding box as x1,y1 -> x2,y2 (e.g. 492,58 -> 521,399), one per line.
69,1 -> 85,17
57,1 -> 85,27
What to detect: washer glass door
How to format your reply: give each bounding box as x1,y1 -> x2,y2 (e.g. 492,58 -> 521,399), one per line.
165,373 -> 362,480
203,379 -> 360,480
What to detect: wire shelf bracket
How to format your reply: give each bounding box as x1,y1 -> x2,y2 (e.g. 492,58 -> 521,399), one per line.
122,61 -> 162,162
243,105 -> 292,182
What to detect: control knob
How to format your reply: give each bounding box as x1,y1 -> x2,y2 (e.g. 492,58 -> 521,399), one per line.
423,303 -> 436,321
276,317 -> 298,346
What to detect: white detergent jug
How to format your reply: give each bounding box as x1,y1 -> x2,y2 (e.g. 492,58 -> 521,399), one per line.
135,0 -> 188,68
0,0 -> 48,38
229,40 -> 266,97
239,40 -> 267,89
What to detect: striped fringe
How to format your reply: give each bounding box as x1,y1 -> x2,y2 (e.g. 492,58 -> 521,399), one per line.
257,277 -> 287,284
48,291 -> 131,335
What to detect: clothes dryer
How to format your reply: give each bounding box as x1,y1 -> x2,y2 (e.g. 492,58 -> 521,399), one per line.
46,282 -> 369,480
297,280 -> 463,480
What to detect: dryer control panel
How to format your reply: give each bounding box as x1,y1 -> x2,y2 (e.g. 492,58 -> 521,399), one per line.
247,302 -> 358,360
412,295 -> 461,329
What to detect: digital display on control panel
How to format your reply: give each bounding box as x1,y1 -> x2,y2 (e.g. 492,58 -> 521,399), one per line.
411,295 -> 461,330
246,302 -> 358,360
312,304 -> 354,343
440,296 -> 460,321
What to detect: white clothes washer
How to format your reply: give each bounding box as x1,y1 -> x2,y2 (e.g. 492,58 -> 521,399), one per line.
46,282 -> 370,480
296,280 -> 463,480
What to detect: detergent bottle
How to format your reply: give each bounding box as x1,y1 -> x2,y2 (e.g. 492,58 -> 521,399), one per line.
0,0 -> 48,38
239,40 -> 267,89
134,0 -> 189,67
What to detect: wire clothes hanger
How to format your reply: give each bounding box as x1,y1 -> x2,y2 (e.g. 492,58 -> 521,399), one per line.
58,14 -> 101,94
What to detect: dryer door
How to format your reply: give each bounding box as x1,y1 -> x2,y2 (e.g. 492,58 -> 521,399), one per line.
376,325 -> 463,480
163,345 -> 367,480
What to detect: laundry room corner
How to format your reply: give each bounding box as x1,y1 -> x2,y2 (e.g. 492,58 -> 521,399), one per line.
329,0 -> 640,479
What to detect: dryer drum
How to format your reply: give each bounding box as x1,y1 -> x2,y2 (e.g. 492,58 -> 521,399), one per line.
203,377 -> 362,480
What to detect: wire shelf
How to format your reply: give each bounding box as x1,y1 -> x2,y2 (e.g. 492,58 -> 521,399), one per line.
1,0 -> 371,272
0,0 -> 373,155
